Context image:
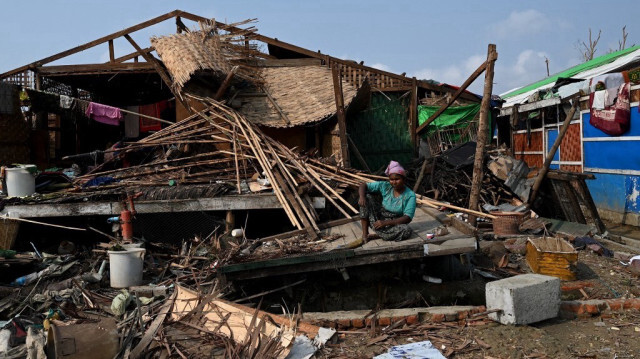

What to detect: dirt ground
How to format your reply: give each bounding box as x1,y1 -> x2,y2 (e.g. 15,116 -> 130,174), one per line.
316,240 -> 640,358
318,312 -> 640,358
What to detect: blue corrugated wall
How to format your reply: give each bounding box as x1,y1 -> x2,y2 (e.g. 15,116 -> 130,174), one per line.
582,104 -> 640,216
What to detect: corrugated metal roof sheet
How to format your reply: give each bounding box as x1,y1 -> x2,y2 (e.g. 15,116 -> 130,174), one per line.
501,45 -> 640,99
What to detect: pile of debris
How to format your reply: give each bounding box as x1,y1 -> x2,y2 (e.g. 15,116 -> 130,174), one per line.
408,143 -> 522,212
68,97 -> 384,240
0,235 -> 336,358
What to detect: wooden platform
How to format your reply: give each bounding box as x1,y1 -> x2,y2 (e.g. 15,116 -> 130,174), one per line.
219,207 -> 477,281
0,194 -> 282,218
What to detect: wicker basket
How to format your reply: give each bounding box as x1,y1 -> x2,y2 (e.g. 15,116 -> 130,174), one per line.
491,211 -> 525,235
0,219 -> 20,250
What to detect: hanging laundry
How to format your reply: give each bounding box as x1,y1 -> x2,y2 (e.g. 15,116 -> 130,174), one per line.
589,73 -> 628,107
589,82 -> 631,136
592,90 -> 606,110
59,95 -> 74,109
138,100 -> 167,132
85,102 -> 123,126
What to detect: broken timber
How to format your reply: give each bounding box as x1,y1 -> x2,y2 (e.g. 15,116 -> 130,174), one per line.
219,207 -> 477,281
469,44 -> 497,226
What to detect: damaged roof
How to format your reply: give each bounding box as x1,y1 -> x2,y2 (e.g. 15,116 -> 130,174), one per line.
236,65 -> 359,128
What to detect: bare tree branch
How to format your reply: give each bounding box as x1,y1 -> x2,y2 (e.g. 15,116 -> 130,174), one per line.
580,28 -> 601,61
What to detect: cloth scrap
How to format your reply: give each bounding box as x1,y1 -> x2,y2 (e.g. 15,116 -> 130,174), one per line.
573,236 -> 613,257
82,176 -> 118,188
59,95 -> 74,109
592,90 -> 606,110
85,102 -> 123,126
374,340 -> 446,359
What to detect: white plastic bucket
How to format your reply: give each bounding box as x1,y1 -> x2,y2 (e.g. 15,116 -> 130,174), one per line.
107,248 -> 145,288
5,165 -> 36,197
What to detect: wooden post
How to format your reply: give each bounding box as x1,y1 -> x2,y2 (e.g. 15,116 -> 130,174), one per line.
331,63 -> 350,167
108,40 -> 115,62
528,101 -> 578,204
413,159 -> 429,193
409,77 -> 418,151
225,210 -> 235,233
468,44 -> 497,226
416,60 -> 490,135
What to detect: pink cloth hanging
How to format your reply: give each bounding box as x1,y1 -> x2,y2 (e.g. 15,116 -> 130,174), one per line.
85,102 -> 123,126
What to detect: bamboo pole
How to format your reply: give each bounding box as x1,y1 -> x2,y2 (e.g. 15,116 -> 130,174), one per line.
1,215 -> 86,231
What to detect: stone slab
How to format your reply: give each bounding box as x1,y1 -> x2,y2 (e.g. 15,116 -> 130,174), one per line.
486,273 -> 560,325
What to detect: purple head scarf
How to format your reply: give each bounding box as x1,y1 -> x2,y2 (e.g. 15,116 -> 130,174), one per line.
385,160 -> 406,177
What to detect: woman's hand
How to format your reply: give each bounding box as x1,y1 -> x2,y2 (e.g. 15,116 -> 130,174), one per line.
358,196 -> 366,207
373,220 -> 387,229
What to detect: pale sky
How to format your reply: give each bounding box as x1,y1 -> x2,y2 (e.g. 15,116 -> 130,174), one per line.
1,0 -> 638,95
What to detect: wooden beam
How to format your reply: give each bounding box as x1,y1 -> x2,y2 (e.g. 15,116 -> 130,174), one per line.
108,40 -> 115,62
528,101 -> 579,204
263,86 -> 291,125
0,10 -> 181,79
214,65 -> 239,100
0,195 -> 282,218
468,44 -> 497,226
39,62 -> 156,76
175,16 -> 189,34
347,135 -> 371,172
260,58 -> 322,67
331,63 -> 350,167
109,47 -> 154,63
546,171 -> 595,181
416,60 -> 489,135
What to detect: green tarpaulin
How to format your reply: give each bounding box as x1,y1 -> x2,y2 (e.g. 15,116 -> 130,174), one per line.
418,103 -> 484,135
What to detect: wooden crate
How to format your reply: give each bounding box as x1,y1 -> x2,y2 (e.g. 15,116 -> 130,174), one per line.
526,237 -> 578,280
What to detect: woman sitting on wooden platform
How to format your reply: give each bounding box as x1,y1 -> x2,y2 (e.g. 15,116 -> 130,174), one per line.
358,160 -> 416,242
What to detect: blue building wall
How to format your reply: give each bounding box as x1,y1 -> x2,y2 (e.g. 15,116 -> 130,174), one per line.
582,104 -> 640,216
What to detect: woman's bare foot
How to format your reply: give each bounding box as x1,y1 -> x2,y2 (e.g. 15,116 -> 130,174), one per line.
367,233 -> 380,240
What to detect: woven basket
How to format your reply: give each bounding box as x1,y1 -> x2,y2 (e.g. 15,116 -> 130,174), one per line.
491,211 -> 525,235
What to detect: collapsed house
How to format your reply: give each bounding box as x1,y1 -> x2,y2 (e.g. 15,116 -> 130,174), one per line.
497,45 -> 640,226
2,10 -> 640,359
0,10 -> 484,275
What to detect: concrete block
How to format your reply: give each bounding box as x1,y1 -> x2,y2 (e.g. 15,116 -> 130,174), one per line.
486,273 -> 560,325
